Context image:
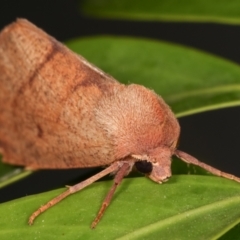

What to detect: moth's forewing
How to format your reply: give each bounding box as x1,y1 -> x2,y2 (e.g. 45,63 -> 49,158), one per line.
0,19 -> 118,169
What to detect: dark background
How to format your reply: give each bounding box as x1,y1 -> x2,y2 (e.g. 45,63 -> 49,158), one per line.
0,0 -> 240,203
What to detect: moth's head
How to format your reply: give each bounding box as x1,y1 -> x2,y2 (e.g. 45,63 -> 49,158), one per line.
132,145 -> 176,183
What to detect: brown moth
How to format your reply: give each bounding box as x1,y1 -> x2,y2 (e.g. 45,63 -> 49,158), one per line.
0,19 -> 240,228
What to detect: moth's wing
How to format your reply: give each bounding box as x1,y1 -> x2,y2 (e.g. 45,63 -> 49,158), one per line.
0,19 -> 118,169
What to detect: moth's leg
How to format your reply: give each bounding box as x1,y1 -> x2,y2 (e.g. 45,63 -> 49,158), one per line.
91,162 -> 131,228
175,150 -> 240,183
28,162 -> 120,225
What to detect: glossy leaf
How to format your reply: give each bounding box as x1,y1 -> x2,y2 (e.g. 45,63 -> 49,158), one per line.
80,0 -> 240,24
66,37 -> 240,117
0,176 -> 240,239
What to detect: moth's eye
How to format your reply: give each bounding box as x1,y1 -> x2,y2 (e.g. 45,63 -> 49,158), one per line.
135,160 -> 153,174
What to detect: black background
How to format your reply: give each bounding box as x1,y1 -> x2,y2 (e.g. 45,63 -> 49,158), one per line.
0,0 -> 240,203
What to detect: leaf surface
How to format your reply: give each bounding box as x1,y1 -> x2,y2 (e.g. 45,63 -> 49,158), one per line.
80,0 -> 240,24
0,176 -> 240,239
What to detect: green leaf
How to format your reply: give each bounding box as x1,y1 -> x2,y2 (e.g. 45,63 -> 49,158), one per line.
0,155 -> 14,177
80,0 -> 240,24
0,155 -> 32,189
67,37 -> 240,117
2,36 -> 240,187
0,176 -> 240,239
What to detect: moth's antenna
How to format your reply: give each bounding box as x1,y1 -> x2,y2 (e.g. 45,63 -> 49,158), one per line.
174,149 -> 240,183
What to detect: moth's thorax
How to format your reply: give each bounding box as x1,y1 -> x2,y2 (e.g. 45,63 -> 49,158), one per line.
95,84 -> 180,161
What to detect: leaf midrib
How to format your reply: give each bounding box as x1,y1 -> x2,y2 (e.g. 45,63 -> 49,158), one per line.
167,84 -> 240,103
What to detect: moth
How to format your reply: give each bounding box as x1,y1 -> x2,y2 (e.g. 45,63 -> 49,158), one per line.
0,19 -> 239,228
